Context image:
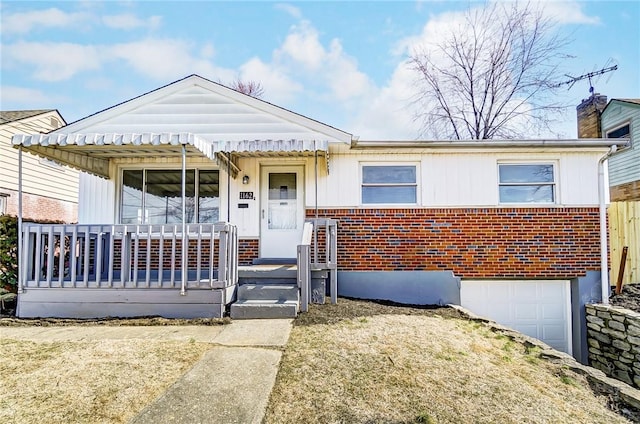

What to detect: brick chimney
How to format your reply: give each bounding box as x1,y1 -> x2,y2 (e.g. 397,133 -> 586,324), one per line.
577,94 -> 607,138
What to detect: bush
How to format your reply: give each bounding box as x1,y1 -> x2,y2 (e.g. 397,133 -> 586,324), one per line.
0,215 -> 18,293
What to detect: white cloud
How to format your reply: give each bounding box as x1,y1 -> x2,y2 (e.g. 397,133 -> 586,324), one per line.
533,0 -> 601,25
274,3 -> 303,20
1,8 -> 91,35
277,21 -> 326,71
102,14 -> 162,30
2,41 -> 102,81
347,61 -> 422,140
108,38 -> 234,82
273,20 -> 375,102
200,43 -> 216,60
238,57 -> 303,104
0,85 -> 54,105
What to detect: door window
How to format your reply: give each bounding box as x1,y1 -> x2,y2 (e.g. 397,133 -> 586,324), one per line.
268,173 -> 297,229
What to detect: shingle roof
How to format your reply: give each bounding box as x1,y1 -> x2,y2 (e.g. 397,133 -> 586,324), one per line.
0,110 -> 54,124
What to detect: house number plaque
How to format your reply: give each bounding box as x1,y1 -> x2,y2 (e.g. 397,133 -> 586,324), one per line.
239,191 -> 254,200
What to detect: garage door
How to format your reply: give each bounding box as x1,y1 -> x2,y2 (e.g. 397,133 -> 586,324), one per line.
460,280 -> 572,354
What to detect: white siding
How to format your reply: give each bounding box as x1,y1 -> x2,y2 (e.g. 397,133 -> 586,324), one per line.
64,84 -> 349,143
0,111 -> 79,203
78,173 -> 115,224
320,149 -> 604,208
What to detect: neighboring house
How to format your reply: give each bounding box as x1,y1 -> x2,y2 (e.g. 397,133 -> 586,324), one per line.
577,96 -> 639,286
0,110 -> 78,222
602,99 -> 640,201
11,75 -> 627,362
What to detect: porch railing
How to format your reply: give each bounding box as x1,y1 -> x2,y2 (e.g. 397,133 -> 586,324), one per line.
19,222 -> 238,292
297,218 -> 338,312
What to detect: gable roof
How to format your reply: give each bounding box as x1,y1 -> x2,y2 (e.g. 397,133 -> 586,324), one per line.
602,98 -> 640,115
59,74 -> 352,144
0,109 -> 55,125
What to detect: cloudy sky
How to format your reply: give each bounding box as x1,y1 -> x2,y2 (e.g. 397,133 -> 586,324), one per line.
1,1 -> 638,139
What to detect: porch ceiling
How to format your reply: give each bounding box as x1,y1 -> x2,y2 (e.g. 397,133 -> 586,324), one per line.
213,139 -> 330,175
12,132 -> 215,179
12,133 -> 332,179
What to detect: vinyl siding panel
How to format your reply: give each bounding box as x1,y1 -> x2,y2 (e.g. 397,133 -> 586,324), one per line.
321,150 -> 603,207
603,101 -> 640,186
0,111 -> 79,203
71,86 -> 345,143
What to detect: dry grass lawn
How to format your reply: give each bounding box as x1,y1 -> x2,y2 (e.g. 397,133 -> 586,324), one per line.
0,338 -> 210,424
0,299 -> 634,424
264,299 -> 631,424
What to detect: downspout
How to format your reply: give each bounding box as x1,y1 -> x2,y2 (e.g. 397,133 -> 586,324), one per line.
180,144 -> 187,296
314,141 -> 318,219
17,146 -> 23,294
227,152 -> 231,223
598,145 -> 617,305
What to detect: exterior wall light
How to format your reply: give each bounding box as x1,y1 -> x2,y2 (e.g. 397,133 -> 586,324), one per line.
242,175 -> 250,185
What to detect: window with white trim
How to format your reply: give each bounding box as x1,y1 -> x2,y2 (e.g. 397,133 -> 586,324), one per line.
361,165 -> 417,204
0,194 -> 7,215
120,168 -> 219,224
498,163 -> 555,203
606,123 -> 630,139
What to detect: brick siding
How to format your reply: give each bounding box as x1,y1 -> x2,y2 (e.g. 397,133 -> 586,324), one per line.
2,189 -> 77,223
307,207 -> 601,278
111,238 -> 260,269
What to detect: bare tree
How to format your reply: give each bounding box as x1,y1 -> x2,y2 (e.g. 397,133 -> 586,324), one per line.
409,2 -> 571,139
229,80 -> 265,99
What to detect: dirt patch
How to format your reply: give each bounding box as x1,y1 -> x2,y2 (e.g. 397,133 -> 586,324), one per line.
294,297 -> 462,326
610,284 -> 640,312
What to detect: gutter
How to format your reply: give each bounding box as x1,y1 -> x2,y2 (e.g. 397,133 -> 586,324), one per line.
598,145 -> 618,305
350,139 -> 627,149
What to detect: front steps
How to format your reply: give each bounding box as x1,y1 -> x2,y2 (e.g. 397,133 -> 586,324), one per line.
230,263 -> 328,319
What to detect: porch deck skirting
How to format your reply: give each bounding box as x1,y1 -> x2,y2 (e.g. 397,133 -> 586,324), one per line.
16,286 -> 236,319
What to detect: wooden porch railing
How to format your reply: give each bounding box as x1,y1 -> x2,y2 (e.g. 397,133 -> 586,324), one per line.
19,223 -> 238,292
297,218 -> 338,312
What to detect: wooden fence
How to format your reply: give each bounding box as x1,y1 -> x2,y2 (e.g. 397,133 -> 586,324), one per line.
609,201 -> 640,285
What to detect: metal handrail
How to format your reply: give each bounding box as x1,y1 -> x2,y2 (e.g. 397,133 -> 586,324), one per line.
297,218 -> 338,312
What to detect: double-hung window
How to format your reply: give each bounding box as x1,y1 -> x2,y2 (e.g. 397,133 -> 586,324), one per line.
498,163 -> 556,204
361,165 -> 417,204
120,168 -> 219,224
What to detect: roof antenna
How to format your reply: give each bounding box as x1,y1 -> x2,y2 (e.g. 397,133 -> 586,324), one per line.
553,62 -> 618,95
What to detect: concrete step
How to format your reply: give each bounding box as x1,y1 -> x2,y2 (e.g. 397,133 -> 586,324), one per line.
237,284 -> 299,302
238,266 -> 329,281
230,300 -> 298,319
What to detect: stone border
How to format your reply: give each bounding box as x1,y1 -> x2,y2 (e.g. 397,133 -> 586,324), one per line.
586,304 -> 640,386
449,304 -> 640,420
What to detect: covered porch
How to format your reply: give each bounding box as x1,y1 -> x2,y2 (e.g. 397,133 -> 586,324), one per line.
12,132 -> 338,318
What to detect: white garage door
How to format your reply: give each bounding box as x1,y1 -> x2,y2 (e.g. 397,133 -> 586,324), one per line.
460,280 -> 572,354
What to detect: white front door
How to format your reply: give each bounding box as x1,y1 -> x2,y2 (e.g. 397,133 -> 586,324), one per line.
260,166 -> 305,258
460,280 -> 572,354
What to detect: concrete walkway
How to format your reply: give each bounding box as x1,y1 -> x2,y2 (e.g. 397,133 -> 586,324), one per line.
1,319 -> 293,424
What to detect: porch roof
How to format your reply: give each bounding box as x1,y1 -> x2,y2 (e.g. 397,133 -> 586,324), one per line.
12,132 -> 330,179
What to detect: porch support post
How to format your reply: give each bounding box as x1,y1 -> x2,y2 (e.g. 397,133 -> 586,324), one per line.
180,144 -> 187,296
17,146 -> 24,294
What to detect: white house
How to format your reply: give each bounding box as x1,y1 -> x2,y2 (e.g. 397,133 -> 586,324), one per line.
12,75 -> 628,362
